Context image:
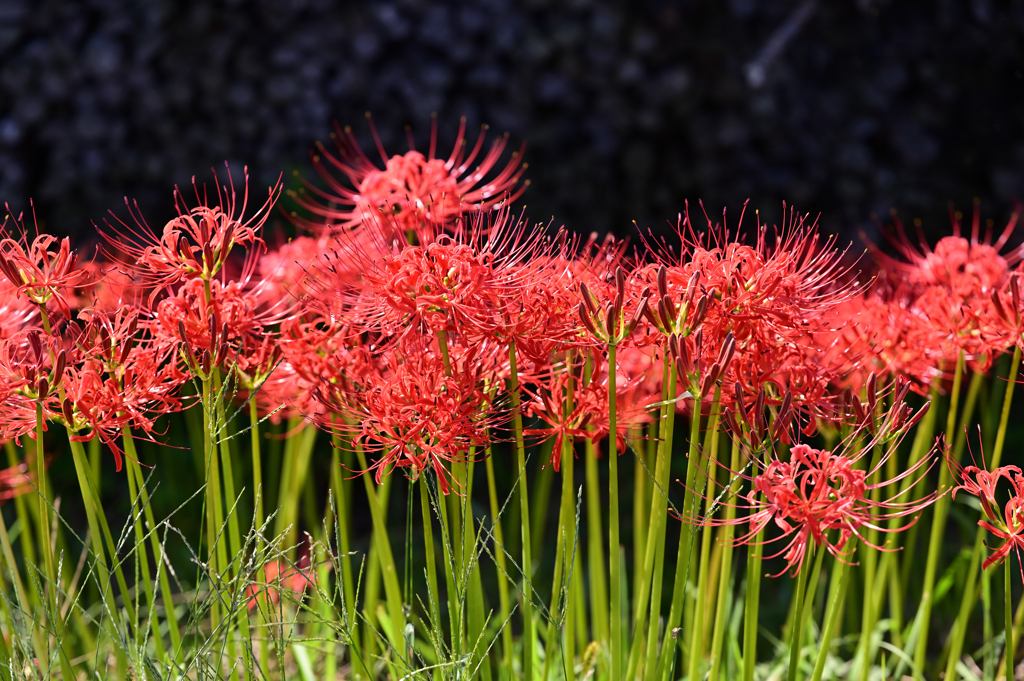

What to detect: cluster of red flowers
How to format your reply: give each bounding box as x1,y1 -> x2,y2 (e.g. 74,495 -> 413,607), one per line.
2,121 -> 1023,578
951,457 -> 1024,579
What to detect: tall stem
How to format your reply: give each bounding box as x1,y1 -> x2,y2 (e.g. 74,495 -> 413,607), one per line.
607,343 -> 622,680
625,353 -> 677,681
1007,554 -> 1015,681
484,449 -> 514,668
353,444 -> 408,670
743,526 -> 765,681
508,339 -> 534,681
913,351 -> 967,678
124,438 -> 183,661
250,399 -> 264,555
709,437 -> 742,681
787,541 -> 813,681
810,556 -> 851,681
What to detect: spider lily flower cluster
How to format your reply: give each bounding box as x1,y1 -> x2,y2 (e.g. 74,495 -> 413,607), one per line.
0,121 -> 1022,681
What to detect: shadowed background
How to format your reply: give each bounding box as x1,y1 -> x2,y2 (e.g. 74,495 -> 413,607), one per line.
1,0 -> 1023,244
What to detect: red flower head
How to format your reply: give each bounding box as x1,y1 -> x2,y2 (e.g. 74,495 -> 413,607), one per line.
291,116 -> 528,239
681,396 -> 936,576
949,435 -> 1024,576
312,341 -> 500,495
861,205 -> 1023,374
0,206 -> 90,318
102,165 -> 281,299
637,203 -> 858,432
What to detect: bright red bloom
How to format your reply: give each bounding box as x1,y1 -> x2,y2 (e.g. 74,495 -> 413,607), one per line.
312,341 -> 499,494
950,451 -> 1024,575
682,404 -> 936,576
855,207 -> 1023,380
0,210 -> 90,317
102,166 -> 280,298
292,117 -> 527,236
635,205 -> 859,431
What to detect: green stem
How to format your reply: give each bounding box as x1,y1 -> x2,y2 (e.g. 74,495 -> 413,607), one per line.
943,346 -> 1020,678
463,455 -> 492,681
787,541 -> 814,681
1007,553 -> 1015,681
353,444 -> 408,670
680,389 -> 721,681
124,442 -> 183,662
709,437 -> 742,681
329,441 -> 365,680
810,556 -> 851,681
913,351 -> 972,679
201,375 -> 225,633
33,401 -> 57,621
250,399 -> 264,556
607,343 -> 622,681
122,435 -> 167,661
484,447 -> 514,669
559,356 -> 577,681
743,527 -> 765,681
0,484 -> 47,669
419,476 -> 443,643
625,353 -> 677,681
508,339 -> 534,681
3,441 -> 36,594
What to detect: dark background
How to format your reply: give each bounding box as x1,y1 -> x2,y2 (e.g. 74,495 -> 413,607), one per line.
2,0 -> 1023,247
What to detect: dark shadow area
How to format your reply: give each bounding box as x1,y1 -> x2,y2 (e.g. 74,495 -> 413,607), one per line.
1,0 -> 1023,245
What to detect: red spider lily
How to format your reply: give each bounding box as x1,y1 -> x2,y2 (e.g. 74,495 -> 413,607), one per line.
948,436 -> 1024,575
311,205 -> 576,351
101,165 -> 281,299
249,314 -> 374,422
291,116 -> 527,237
859,206 -> 1023,375
0,208 -> 90,318
312,341 -> 500,494
0,329 -> 69,442
150,277 -> 291,377
524,352 -> 659,465
58,345 -> 186,469
256,235 -> 338,304
634,204 -> 859,431
680,404 -> 937,576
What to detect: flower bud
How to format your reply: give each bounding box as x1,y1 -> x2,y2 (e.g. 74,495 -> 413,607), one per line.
1013,274 -> 1022,325
52,349 -> 66,388
37,375 -> 49,399
623,296 -> 649,339
615,267 -> 626,298
579,302 -> 600,339
684,271 -> 700,308
579,281 -> 598,318
219,221 -> 235,261
657,265 -> 669,301
688,292 -> 711,333
27,330 -> 42,365
716,333 -> 736,377
659,294 -> 676,329
62,397 -> 75,425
